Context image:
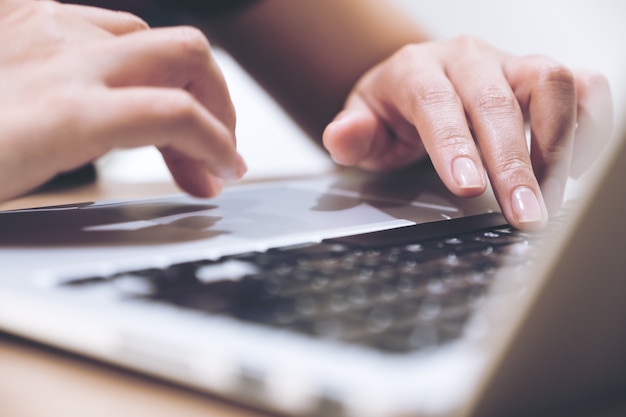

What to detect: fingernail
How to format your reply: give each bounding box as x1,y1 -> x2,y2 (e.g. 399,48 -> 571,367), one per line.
511,186 -> 545,225
452,157 -> 484,190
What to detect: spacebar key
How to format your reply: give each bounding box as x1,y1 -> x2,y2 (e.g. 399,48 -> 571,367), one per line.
323,212 -> 507,248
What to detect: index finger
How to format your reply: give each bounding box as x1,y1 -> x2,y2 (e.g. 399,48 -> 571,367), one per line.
504,55 -> 578,215
91,25 -> 236,131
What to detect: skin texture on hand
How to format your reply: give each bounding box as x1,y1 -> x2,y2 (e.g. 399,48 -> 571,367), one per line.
0,0 -> 246,203
0,0 -> 613,232
206,0 -> 614,230
322,37 -> 614,230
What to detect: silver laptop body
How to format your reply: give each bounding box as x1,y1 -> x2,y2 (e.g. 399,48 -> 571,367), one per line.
0,111 -> 624,417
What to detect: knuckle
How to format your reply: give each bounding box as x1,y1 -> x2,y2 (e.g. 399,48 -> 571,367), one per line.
522,55 -> 576,95
116,11 -> 149,31
394,43 -> 423,60
431,127 -> 470,152
450,34 -> 486,51
170,26 -> 211,57
538,64 -> 576,93
411,86 -> 459,111
493,152 -> 532,182
34,0 -> 63,17
20,2 -> 66,44
390,42 -> 433,68
163,90 -> 199,123
474,87 -> 518,115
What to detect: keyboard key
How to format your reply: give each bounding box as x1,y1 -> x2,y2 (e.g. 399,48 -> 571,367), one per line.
56,212 -> 553,354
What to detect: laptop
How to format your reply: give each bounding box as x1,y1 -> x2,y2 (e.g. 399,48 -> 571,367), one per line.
1,76 -> 626,417
0,115 -> 624,417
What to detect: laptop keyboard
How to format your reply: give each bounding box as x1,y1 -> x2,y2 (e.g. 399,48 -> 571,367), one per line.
60,212 -> 551,354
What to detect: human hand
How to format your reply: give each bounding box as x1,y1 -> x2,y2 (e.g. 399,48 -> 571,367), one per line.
323,36 -> 613,230
0,0 -> 245,202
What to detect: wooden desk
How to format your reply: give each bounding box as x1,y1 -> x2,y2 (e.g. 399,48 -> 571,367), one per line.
1,178 -> 626,417
0,332 -> 271,417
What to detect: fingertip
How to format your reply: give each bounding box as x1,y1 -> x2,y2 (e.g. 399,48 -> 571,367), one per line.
508,185 -> 549,231
323,111 -> 375,166
181,152 -> 245,196
178,170 -> 223,198
235,152 -> 248,179
161,149 -> 223,198
450,156 -> 487,197
191,173 -> 224,198
215,150 -> 247,182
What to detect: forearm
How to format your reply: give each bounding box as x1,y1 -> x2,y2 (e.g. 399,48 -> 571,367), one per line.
204,0 -> 430,141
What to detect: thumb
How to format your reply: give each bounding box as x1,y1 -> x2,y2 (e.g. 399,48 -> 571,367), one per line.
323,96 -> 392,171
323,94 -> 427,172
